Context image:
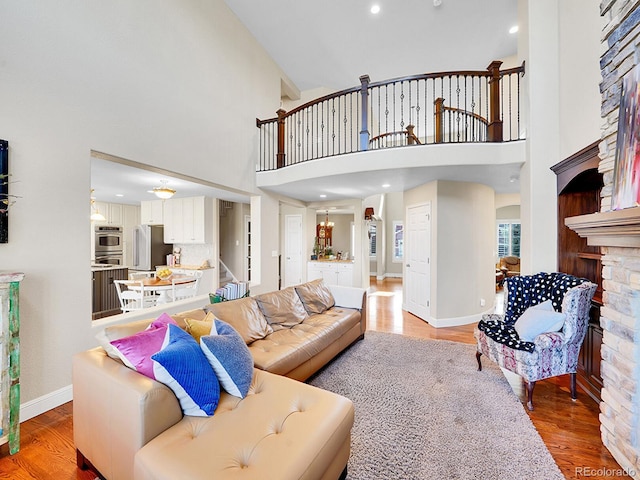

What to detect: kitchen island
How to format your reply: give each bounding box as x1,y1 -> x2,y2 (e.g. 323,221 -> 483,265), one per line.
91,265 -> 128,320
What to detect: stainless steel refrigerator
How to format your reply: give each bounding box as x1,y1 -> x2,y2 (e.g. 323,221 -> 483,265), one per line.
132,224 -> 173,271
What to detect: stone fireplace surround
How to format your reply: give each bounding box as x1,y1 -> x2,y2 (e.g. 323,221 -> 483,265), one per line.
564,1 -> 640,476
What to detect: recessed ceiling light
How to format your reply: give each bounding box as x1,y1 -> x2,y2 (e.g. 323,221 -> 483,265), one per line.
370,5 -> 380,14
320,194 -> 327,198
115,194 -> 124,197
509,25 -> 519,34
382,183 -> 390,188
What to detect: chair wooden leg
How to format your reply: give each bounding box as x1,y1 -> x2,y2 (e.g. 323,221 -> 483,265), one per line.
526,381 -> 536,411
570,372 -> 577,401
475,351 -> 482,371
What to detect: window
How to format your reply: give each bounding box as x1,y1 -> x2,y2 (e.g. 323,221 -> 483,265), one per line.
392,221 -> 404,262
368,223 -> 377,257
497,221 -> 521,257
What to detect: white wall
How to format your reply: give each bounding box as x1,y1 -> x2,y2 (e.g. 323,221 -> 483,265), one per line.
384,191 -> 404,277
403,180 -> 494,325
519,0 -> 602,276
0,0 -> 287,413
219,201 -> 249,282
558,0 -> 602,159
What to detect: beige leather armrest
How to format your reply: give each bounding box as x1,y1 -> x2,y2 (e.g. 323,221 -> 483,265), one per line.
328,285 -> 366,310
328,285 -> 367,334
73,347 -> 183,480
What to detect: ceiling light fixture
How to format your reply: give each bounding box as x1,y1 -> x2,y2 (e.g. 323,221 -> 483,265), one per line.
509,25 -> 519,34
320,194 -> 327,198
433,0 -> 442,7
370,5 -> 380,14
153,180 -> 176,200
382,183 -> 390,188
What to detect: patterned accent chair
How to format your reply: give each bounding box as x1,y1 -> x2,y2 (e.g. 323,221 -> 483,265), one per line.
474,273 -> 596,410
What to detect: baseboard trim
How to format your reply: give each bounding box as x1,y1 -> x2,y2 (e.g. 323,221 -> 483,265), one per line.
425,306 -> 494,328
20,384 -> 73,423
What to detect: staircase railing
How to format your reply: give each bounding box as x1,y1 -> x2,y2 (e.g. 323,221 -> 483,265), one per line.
256,60 -> 525,171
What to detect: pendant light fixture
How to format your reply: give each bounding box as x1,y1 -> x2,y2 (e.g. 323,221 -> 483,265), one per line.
90,189 -> 106,222
153,180 -> 176,200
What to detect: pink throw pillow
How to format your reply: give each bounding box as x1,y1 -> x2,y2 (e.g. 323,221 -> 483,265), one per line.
109,313 -> 177,379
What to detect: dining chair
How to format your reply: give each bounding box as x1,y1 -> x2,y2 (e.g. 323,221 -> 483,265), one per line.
170,271 -> 202,301
114,280 -> 157,312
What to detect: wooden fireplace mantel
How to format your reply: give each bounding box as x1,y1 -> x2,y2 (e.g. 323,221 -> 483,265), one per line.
565,206 -> 640,248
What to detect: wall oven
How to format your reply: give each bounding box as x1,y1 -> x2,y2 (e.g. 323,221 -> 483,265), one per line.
94,253 -> 124,265
95,225 -> 123,254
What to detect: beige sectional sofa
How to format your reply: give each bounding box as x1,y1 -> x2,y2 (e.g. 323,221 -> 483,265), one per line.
73,280 -> 367,480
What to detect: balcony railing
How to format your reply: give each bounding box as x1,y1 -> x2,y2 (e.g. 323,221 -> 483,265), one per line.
256,60 -> 525,172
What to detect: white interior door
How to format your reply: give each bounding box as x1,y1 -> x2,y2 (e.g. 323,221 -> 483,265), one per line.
284,214 -> 303,287
406,203 -> 431,321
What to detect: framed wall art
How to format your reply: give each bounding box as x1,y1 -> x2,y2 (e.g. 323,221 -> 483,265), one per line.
612,65 -> 640,210
0,139 -> 8,243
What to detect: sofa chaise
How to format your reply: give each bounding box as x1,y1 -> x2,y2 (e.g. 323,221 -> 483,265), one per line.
73,280 -> 366,480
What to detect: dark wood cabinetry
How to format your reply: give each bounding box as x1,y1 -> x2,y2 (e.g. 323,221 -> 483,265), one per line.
551,141 -> 603,403
92,267 -> 128,320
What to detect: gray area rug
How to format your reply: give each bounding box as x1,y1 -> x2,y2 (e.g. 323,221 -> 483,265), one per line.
308,331 -> 564,480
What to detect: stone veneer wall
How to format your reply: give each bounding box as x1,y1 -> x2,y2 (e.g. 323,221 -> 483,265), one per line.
599,1 -> 640,477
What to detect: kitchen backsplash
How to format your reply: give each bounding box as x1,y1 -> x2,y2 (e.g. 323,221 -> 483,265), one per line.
174,243 -> 214,267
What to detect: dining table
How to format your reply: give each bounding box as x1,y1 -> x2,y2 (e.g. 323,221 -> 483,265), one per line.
131,274 -> 198,305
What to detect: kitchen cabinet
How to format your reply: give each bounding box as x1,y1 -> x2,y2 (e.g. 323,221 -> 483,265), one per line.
163,196 -> 212,244
0,272 -> 25,455
307,261 -> 353,286
140,200 -> 164,225
92,267 -> 128,320
94,201 -> 123,226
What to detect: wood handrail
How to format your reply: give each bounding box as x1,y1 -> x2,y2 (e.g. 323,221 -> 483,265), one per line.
369,127 -> 423,146
442,106 -> 488,125
256,60 -> 526,169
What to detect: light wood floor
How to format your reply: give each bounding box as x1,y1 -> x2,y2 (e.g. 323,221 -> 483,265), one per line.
0,278 -> 627,479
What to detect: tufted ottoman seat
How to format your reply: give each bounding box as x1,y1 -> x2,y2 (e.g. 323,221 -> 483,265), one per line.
134,369 -> 354,480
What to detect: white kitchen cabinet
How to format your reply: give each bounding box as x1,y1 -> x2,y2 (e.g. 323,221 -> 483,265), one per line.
336,263 -> 354,286
307,262 -> 353,287
163,196 -> 212,244
162,199 -> 183,243
93,201 -> 123,226
140,200 -> 164,225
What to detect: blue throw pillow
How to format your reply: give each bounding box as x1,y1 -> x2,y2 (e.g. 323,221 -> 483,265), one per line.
151,324 -> 220,417
200,320 -> 254,399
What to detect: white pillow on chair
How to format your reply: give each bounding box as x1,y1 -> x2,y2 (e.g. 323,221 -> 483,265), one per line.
514,300 -> 566,342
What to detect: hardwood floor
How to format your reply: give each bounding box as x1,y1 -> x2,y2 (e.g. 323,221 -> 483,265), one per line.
0,277 -> 626,479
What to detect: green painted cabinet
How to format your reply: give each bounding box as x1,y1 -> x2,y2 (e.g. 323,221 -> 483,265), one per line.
0,272 -> 24,455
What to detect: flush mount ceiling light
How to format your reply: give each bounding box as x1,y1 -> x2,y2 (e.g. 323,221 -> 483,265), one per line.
509,25 -> 519,34
370,4 -> 380,14
433,0 -> 442,7
153,180 -> 176,200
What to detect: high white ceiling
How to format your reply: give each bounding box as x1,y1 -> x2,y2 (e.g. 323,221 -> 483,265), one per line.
92,1 -> 520,205
223,0 -> 519,91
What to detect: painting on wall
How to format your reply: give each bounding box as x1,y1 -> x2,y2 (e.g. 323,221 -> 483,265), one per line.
0,139 -> 8,243
612,65 -> 640,210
